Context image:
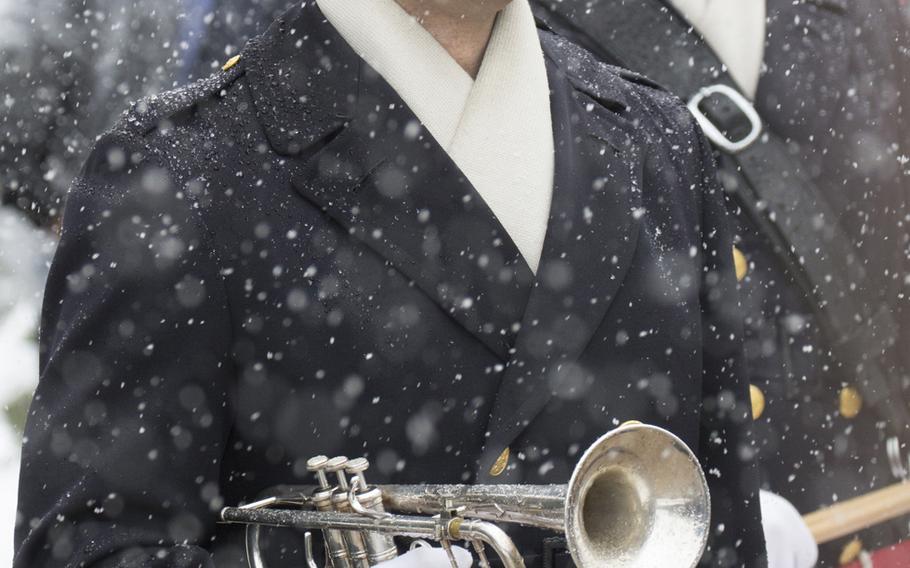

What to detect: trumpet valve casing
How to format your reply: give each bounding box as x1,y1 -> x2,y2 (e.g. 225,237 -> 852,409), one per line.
306,456 -> 355,568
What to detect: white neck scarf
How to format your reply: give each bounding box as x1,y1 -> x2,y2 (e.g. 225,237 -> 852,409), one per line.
315,0 -> 555,273
669,0 -> 766,98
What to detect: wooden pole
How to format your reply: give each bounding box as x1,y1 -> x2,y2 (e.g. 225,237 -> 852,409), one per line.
803,481 -> 910,544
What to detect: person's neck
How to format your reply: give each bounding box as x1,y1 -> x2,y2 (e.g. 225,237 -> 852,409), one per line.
395,1 -> 507,78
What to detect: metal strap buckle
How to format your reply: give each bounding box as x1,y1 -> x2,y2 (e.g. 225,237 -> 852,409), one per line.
687,84 -> 762,153
886,436 -> 909,481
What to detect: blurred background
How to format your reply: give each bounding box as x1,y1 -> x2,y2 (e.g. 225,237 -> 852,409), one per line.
0,1 -> 292,563
0,210 -> 54,565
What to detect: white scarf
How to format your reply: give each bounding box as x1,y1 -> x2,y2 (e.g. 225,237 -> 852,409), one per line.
315,0 -> 555,274
670,0 -> 766,98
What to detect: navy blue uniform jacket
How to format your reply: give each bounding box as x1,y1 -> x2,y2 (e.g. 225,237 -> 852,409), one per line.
15,2 -> 766,566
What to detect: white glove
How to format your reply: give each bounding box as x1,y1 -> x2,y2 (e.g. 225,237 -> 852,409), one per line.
760,490 -> 818,568
375,543 -> 473,568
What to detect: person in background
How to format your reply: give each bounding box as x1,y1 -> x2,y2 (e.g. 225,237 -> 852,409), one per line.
0,0 -> 289,230
532,0 -> 910,565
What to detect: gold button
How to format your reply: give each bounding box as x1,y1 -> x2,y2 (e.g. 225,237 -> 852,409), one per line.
222,54 -> 241,71
750,385 -> 766,420
489,448 -> 510,477
839,386 -> 863,419
839,537 -> 863,565
733,246 -> 749,282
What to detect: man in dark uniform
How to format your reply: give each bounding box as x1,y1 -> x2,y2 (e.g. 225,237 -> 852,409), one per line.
530,0 -> 910,565
14,1 -> 766,566
753,1 -> 910,564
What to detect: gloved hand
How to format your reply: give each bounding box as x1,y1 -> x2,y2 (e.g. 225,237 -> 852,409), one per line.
375,543 -> 473,568
760,490 -> 818,568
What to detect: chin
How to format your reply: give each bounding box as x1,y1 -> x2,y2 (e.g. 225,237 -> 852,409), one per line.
425,0 -> 514,16
480,0 -> 514,11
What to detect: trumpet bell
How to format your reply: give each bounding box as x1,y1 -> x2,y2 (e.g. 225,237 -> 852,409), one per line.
565,423 -> 710,567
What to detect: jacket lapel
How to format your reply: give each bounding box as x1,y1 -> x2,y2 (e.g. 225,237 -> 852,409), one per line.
478,38 -> 645,480
245,3 -> 644,464
244,1 -> 535,362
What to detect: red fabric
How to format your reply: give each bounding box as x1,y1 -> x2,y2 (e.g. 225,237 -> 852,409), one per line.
843,540 -> 910,568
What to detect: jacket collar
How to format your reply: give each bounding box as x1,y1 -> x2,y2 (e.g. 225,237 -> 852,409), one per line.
243,1 -> 360,156
245,1 -> 538,360
243,1 -> 631,156
243,2 -> 644,467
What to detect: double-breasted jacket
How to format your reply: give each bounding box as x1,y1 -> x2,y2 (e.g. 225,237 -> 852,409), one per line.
15,3 -> 766,567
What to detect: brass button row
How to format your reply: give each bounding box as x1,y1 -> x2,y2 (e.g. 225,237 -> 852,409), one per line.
733,246 -> 748,282
748,384 -> 862,421
839,536 -> 863,565
750,384 -> 766,420
489,447 -> 510,477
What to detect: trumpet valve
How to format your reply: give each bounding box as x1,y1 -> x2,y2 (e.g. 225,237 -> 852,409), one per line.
344,457 -> 399,564
306,455 -> 332,489
345,457 -> 371,492
326,456 -> 351,491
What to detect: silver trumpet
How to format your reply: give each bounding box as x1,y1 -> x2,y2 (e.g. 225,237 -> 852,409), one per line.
220,423 -> 711,568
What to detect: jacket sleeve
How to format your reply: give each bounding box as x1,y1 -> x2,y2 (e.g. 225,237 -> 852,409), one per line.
693,124 -> 768,567
14,131 -> 235,567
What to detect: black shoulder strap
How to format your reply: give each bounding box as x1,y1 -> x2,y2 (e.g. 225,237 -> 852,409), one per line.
533,0 -> 910,440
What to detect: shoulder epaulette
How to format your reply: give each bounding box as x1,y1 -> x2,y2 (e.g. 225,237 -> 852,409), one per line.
119,57 -> 246,136
614,67 -> 667,92
539,29 -> 671,114
538,32 -> 626,109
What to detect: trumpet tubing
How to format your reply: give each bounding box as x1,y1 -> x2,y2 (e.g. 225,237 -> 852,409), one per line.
220,423 -> 711,568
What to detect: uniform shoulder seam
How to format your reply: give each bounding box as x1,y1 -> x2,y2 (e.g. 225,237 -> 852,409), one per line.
538,29 -> 668,112
612,67 -> 667,92
113,63 -> 246,139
